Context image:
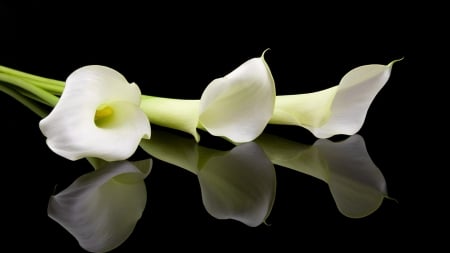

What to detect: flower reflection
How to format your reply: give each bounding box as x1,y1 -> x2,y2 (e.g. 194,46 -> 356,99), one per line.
140,129 -> 388,221
139,129 -> 276,227
48,158 -> 151,253
255,134 -> 388,218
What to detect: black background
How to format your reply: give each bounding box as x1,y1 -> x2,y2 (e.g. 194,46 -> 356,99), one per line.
1,2 -> 441,252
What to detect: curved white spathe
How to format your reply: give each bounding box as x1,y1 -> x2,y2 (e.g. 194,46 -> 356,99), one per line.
199,52 -> 276,143
271,60 -> 399,138
39,65 -> 151,161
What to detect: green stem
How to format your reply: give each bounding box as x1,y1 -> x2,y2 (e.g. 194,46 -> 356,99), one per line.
269,87 -> 337,127
140,95 -> 201,142
0,82 -> 49,118
0,65 -> 65,95
0,65 -> 65,87
26,79 -> 65,95
15,89 -> 53,105
0,73 -> 59,107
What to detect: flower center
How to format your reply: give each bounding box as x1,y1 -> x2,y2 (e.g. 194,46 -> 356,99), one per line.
95,105 -> 114,127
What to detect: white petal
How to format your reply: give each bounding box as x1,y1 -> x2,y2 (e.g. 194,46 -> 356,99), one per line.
48,159 -> 151,253
271,60 -> 398,138
39,65 -> 151,161
198,142 -> 276,227
199,54 -> 275,143
308,62 -> 395,138
65,65 -> 142,106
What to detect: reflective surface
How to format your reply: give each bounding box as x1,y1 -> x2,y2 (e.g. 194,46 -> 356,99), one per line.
0,108 -> 409,252
40,130 -> 396,252
1,3 -> 426,252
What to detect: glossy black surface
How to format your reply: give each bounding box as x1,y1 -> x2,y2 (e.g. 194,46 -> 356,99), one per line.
1,2 -> 431,252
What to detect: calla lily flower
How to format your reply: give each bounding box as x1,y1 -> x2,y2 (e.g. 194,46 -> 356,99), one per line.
2,56 -> 399,153
48,158 -> 151,253
270,60 -> 400,138
140,51 -> 275,143
140,129 -> 276,227
255,133 -> 388,218
39,65 -> 151,161
198,52 -> 275,143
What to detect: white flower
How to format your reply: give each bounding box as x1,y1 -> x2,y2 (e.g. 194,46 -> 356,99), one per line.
140,51 -> 275,143
270,60 -> 400,138
48,158 -> 151,253
199,51 -> 276,143
39,65 -> 151,161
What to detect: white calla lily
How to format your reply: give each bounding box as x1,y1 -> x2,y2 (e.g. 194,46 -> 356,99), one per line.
39,65 -> 151,161
140,51 -> 275,143
270,60 -> 400,138
199,52 -> 275,143
2,56 -> 400,151
48,158 -> 151,253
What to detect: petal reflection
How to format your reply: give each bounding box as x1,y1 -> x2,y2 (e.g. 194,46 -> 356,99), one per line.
198,142 -> 276,227
255,133 -> 388,218
315,136 -> 387,218
140,129 -> 276,227
48,158 -> 151,253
